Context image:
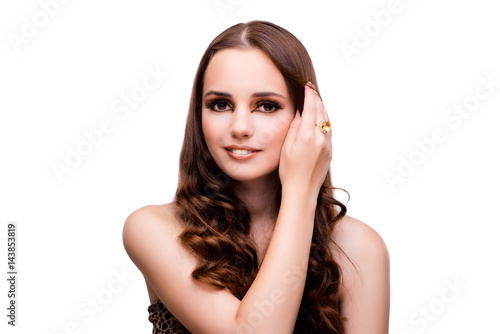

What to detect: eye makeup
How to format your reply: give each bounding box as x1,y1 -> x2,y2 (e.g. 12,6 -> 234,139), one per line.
204,98 -> 284,113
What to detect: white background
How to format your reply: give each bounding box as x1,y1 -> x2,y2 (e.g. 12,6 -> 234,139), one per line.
1,0 -> 499,333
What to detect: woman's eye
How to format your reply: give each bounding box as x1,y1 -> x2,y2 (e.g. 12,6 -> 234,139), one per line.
206,100 -> 232,112
255,101 -> 282,113
205,99 -> 282,113
214,102 -> 229,111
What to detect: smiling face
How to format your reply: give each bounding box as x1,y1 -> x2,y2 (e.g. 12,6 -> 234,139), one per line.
201,47 -> 296,183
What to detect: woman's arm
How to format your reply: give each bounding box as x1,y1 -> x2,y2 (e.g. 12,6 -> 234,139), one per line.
333,215 -> 390,334
238,81 -> 333,332
123,83 -> 331,334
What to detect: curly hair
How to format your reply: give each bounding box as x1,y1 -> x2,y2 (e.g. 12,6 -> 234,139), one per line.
174,20 -> 349,333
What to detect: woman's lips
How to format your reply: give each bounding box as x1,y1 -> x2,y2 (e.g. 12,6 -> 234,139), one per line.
224,146 -> 261,160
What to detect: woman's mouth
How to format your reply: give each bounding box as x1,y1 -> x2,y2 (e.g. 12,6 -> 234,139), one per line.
224,146 -> 261,160
230,149 -> 254,155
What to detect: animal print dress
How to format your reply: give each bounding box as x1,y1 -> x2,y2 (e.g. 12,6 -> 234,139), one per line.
148,301 -> 190,333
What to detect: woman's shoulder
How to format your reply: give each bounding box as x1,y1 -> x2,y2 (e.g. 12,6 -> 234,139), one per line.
123,202 -> 181,230
331,214 -> 389,270
330,216 -> 390,330
122,203 -> 184,259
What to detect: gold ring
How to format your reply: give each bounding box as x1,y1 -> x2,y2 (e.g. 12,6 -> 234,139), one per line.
315,120 -> 331,134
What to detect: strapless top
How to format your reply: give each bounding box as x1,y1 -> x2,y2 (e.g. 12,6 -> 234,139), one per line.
148,300 -> 191,334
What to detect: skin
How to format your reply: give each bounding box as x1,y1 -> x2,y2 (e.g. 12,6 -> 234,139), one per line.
201,47 -> 295,234
123,47 -> 390,333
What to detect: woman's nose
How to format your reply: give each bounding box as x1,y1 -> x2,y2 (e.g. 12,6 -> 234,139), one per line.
230,108 -> 254,138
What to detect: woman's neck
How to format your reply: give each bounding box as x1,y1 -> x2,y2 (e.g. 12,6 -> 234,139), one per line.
230,171 -> 280,225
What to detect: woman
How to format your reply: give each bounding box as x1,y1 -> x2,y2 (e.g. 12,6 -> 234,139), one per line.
123,20 -> 390,333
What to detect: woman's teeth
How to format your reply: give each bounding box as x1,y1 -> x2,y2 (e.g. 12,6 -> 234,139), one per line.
231,149 -> 254,155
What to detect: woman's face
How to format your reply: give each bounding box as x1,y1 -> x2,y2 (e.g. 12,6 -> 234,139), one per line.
201,47 -> 296,183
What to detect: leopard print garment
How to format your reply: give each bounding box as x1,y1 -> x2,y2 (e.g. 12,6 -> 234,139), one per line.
148,301 -> 191,334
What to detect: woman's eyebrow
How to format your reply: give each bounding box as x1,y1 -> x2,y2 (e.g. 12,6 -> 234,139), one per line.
204,90 -> 285,99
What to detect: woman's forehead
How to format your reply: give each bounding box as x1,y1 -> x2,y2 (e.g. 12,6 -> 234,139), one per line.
203,48 -> 289,100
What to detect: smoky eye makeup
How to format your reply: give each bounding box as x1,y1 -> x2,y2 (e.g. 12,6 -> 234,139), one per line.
204,98 -> 232,112
204,98 -> 284,113
254,100 -> 284,113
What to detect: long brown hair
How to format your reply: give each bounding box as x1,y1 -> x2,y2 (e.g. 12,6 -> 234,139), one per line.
174,20 -> 348,333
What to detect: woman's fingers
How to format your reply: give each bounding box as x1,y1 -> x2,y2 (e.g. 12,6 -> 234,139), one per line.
281,110 -> 301,152
314,89 -> 329,130
313,88 -> 332,153
279,82 -> 332,191
297,82 -> 318,137
300,82 -> 330,138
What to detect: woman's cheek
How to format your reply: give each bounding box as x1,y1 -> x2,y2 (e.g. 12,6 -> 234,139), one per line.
272,116 -> 294,144
255,117 -> 287,147
202,117 -> 224,143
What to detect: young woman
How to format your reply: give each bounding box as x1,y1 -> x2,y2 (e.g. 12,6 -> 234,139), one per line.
123,20 -> 390,334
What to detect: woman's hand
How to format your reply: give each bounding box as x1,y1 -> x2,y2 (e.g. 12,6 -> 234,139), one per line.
279,82 -> 332,195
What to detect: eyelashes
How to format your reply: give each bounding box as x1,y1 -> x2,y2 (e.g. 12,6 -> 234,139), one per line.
204,98 -> 283,113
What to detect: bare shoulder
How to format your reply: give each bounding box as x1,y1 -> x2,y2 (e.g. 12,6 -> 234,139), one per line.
331,215 -> 390,333
123,203 -> 180,231
122,203 -> 242,332
331,214 -> 389,269
122,203 -> 184,270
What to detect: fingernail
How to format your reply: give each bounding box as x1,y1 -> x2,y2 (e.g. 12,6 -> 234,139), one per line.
306,81 -> 316,89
